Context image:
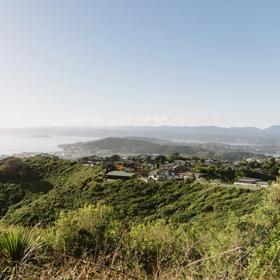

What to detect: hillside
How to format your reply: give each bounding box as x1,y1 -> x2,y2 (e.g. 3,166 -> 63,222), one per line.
0,155 -> 264,226
0,156 -> 104,223
60,137 -> 207,157
2,155 -> 280,279
60,137 -> 261,159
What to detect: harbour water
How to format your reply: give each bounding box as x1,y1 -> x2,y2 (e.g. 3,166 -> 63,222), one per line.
0,134 -> 96,157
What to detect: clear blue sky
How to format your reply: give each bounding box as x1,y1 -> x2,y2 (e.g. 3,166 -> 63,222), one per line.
0,0 -> 279,128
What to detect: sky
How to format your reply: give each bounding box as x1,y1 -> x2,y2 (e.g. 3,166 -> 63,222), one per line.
0,0 -> 280,128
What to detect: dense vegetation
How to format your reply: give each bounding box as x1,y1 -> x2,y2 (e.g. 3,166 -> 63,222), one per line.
0,156 -> 263,226
196,157 -> 279,182
1,155 -> 280,279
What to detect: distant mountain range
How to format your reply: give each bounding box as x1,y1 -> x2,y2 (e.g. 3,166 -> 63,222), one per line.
2,126 -> 280,146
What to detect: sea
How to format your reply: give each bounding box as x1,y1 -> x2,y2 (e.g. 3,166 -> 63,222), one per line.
0,134 -> 96,157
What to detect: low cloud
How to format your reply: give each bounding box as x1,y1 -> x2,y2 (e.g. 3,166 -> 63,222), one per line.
126,115 -> 224,127
10,115 -> 272,128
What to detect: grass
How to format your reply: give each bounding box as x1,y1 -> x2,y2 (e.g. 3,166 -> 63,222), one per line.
209,180 -> 265,191
0,155 -> 278,279
0,228 -> 42,264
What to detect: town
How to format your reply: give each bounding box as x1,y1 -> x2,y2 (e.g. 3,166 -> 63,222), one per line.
78,153 -> 279,188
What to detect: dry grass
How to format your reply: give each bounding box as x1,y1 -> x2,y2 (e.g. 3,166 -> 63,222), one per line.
0,247 -> 249,280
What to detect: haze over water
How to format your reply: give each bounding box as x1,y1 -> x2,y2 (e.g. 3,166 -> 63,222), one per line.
0,134 -> 96,156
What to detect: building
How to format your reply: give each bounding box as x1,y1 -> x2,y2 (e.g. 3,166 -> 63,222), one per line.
236,178 -> 260,184
148,169 -> 175,181
234,177 -> 268,187
106,170 -> 136,180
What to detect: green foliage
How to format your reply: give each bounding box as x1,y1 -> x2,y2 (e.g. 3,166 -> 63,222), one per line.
198,166 -> 236,182
238,182 -> 280,279
3,175 -> 263,227
0,228 -> 42,264
1,155 -> 279,278
197,160 -> 279,182
1,155 -> 105,225
51,204 -> 122,256
126,221 -> 195,274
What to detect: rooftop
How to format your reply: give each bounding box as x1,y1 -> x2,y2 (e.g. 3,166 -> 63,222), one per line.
237,178 -> 260,183
106,171 -> 136,178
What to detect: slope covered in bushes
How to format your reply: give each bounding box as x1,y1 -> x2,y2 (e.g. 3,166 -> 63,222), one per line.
0,155 -> 264,227
0,155 -> 104,223
1,155 -> 280,279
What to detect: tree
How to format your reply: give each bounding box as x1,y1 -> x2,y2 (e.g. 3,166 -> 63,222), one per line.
110,155 -> 121,162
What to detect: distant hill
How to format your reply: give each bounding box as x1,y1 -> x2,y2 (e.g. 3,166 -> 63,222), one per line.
264,125 -> 280,136
60,137 -> 205,157
60,137 -> 263,160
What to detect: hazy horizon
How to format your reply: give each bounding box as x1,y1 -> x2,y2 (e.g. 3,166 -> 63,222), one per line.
1,123 -> 280,131
1,1 -> 280,128
0,124 -> 280,130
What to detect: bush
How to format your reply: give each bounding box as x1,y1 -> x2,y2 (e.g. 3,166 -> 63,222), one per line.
243,182 -> 280,279
52,204 -> 122,257
126,221 -> 191,274
0,227 -> 42,265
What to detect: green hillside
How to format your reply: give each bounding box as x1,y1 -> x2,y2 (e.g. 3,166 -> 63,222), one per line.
0,155 -> 263,226
0,156 -> 104,224
1,155 -> 280,279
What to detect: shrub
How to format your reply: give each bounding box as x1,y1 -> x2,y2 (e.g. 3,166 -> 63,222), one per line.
126,221 -> 191,274
52,203 -> 122,256
0,228 -> 42,264
243,182 -> 280,279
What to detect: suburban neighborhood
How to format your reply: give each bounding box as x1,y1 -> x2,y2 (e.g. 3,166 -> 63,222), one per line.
78,154 -> 278,188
